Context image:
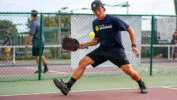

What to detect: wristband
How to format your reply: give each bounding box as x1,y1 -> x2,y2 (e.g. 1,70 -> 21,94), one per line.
131,44 -> 136,47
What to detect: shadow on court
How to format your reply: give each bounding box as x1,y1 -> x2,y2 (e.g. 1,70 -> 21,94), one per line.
0,87 -> 177,100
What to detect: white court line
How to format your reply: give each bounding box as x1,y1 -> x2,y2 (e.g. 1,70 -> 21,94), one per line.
0,87 -> 138,97
161,86 -> 177,90
1,85 -> 177,97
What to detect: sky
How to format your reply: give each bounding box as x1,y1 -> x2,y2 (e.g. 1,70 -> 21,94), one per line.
0,0 -> 175,32
0,0 -> 175,15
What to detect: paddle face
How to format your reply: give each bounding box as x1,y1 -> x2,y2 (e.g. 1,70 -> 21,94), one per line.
62,37 -> 79,51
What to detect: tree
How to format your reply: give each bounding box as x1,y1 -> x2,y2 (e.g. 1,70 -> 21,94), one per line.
0,20 -> 17,40
44,16 -> 57,27
55,14 -> 71,30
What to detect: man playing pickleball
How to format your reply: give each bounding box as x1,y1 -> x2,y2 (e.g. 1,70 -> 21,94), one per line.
53,0 -> 148,95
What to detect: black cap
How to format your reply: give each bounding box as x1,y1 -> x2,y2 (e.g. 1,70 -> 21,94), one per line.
91,0 -> 104,10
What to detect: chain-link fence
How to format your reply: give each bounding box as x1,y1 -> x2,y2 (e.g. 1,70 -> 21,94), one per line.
141,15 -> 177,76
0,12 -> 177,82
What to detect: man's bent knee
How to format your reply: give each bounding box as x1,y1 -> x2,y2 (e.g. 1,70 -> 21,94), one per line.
79,56 -> 94,67
121,64 -> 140,80
121,64 -> 133,75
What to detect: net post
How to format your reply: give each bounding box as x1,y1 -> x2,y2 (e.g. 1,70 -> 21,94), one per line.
13,46 -> 16,64
168,45 -> 170,60
150,16 -> 155,76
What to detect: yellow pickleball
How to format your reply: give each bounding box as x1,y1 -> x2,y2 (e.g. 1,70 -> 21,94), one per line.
89,32 -> 95,38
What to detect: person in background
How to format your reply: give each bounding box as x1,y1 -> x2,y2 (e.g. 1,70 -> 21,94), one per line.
25,10 -> 49,73
53,0 -> 148,95
171,29 -> 177,60
3,31 -> 12,62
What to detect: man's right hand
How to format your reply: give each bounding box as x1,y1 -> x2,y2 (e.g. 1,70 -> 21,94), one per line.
25,43 -> 28,48
79,43 -> 87,49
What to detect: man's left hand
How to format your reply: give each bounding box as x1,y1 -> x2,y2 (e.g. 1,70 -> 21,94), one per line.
132,47 -> 140,57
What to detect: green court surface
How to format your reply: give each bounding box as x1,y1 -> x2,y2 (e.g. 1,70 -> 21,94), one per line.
0,74 -> 177,96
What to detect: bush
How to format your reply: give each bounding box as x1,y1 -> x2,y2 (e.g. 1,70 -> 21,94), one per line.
61,54 -> 71,59
50,47 -> 59,58
141,47 -> 150,57
16,56 -> 35,60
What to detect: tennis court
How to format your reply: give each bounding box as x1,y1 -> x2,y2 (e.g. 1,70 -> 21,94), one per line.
0,86 -> 177,100
0,70 -> 177,99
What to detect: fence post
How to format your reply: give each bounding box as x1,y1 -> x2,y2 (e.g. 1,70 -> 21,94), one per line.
38,14 -> 43,80
150,16 -> 155,76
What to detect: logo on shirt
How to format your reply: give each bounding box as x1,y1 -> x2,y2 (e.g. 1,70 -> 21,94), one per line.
95,24 -> 112,32
95,26 -> 99,31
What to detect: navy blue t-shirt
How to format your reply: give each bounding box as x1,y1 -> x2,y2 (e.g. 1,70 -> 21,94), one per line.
3,36 -> 12,46
92,14 -> 129,52
30,19 -> 45,48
